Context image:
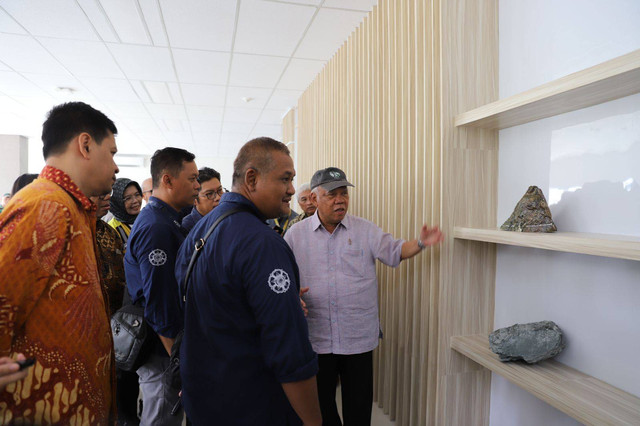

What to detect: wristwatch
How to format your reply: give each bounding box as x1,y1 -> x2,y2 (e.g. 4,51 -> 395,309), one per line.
417,238 -> 426,250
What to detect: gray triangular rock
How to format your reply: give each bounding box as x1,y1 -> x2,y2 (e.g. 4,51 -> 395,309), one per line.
501,186 -> 557,232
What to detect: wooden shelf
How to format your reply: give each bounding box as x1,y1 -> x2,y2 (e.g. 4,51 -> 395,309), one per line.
455,49 -> 640,129
451,334 -> 640,425
454,227 -> 640,262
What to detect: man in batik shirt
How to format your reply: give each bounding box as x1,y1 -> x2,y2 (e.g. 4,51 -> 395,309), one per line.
0,102 -> 120,424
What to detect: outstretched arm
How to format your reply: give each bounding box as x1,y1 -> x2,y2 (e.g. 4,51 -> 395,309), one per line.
401,225 -> 444,260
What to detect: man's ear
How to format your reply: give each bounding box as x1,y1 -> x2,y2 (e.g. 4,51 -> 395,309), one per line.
161,173 -> 172,188
310,191 -> 318,206
77,133 -> 92,160
245,168 -> 258,192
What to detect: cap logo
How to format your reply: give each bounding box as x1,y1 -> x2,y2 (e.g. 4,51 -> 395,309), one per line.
329,171 -> 341,179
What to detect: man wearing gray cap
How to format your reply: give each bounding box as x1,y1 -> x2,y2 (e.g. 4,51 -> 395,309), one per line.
284,167 -> 443,426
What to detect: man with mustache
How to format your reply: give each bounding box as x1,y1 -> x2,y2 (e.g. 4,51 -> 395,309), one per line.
284,167 -> 444,426
124,147 -> 200,425
176,137 -> 321,425
0,102 -> 119,423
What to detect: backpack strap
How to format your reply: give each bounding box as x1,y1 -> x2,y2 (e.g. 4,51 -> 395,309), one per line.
181,205 -> 251,302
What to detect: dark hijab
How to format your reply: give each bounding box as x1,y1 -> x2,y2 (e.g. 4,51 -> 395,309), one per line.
110,178 -> 142,225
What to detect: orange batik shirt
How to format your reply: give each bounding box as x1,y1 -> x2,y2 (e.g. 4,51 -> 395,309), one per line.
0,166 -> 115,425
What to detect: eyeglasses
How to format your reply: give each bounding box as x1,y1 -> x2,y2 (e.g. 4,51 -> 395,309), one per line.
142,190 -> 152,195
201,187 -> 226,200
123,192 -> 143,203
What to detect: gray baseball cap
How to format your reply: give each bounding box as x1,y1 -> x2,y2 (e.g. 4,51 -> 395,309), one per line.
310,167 -> 354,191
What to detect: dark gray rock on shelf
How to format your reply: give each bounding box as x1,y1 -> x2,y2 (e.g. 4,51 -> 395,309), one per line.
500,186 -> 557,232
489,320 -> 565,364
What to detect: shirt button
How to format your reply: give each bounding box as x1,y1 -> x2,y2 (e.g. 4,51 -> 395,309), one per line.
330,267 -> 334,271
329,251 -> 334,254
332,320 -> 337,323
331,302 -> 335,306
330,283 -> 334,287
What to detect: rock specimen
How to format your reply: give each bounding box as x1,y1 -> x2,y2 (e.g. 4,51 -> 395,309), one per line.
501,186 -> 557,232
489,320 -> 565,364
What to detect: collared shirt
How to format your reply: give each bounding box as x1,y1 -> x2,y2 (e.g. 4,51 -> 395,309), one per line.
124,196 -> 187,339
0,165 -> 115,424
284,212 -> 405,355
181,205 -> 203,232
175,192 -> 317,425
266,210 -> 299,236
289,211 -> 312,226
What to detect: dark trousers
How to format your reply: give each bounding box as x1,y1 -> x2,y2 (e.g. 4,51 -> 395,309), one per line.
116,368 -> 140,425
317,351 -> 373,426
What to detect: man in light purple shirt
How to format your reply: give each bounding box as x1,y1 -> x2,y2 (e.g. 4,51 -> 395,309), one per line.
284,167 -> 443,426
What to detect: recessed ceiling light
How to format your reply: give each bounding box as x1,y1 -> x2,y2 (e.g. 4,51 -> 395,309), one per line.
241,97 -> 254,103
56,86 -> 77,94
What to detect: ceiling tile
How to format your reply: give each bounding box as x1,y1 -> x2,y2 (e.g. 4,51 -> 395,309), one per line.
79,77 -> 140,102
225,86 -> 273,109
295,8 -> 366,60
139,0 -> 169,46
277,58 -> 326,90
105,101 -> 151,119
222,121 -> 252,134
38,38 -> 124,78
229,54 -> 288,88
119,117 -> 164,137
0,95 -> 26,114
323,0 -> 377,11
181,84 -> 226,106
265,0 -> 321,5
258,109 -> 287,125
0,61 -> 10,72
265,89 -> 302,111
250,123 -> 282,140
160,0 -> 237,51
235,0 -> 315,57
99,0 -> 151,45
143,81 -> 173,104
186,105 -> 224,121
167,83 -> 183,104
21,73 -> 86,98
223,107 -> 261,123
0,34 -> 70,75
108,44 -> 176,81
162,120 -> 186,132
1,0 -> 99,41
129,80 -> 152,102
145,103 -> 187,120
190,121 -> 222,133
0,8 -> 27,34
172,49 -> 230,85
76,0 -> 119,43
0,71 -> 49,97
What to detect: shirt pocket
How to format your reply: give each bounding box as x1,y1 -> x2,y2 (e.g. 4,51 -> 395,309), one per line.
341,248 -> 365,277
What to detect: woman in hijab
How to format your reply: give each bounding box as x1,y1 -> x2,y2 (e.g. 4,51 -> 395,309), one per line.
108,178 -> 143,250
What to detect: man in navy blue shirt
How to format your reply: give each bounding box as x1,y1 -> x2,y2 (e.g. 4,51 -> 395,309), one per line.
176,137 -> 322,425
125,147 -> 200,425
181,166 -> 223,232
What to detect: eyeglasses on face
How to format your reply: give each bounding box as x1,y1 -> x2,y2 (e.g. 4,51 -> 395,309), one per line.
123,192 -> 143,203
201,187 -> 226,200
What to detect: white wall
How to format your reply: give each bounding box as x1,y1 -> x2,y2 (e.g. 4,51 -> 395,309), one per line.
1,135 -> 29,195
492,1 -> 640,425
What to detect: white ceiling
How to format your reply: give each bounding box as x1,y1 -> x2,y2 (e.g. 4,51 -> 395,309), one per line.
0,0 -> 376,164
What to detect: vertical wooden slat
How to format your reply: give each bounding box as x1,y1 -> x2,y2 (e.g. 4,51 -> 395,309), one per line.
288,0 -> 498,424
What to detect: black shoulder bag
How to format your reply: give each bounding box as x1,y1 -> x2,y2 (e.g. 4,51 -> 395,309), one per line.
168,205 -> 251,398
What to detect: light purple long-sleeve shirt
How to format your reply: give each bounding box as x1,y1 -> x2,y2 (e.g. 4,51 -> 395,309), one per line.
284,212 -> 405,355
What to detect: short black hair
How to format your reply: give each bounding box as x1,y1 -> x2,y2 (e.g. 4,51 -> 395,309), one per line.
11,173 -> 39,196
41,102 -> 117,159
197,167 -> 221,185
232,137 -> 290,187
150,147 -> 196,189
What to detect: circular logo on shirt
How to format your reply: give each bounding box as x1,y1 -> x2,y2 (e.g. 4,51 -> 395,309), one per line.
148,249 -> 167,266
268,269 -> 290,294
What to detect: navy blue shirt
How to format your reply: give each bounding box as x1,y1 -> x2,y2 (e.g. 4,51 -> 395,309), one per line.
181,205 -> 203,232
175,192 -> 318,425
124,197 -> 187,339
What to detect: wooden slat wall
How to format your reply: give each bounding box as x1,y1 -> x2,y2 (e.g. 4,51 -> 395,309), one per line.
282,108 -> 295,143
290,0 -> 498,424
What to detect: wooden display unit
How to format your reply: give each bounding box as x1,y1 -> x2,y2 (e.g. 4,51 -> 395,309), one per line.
450,334 -> 640,426
455,49 -> 640,129
454,227 -> 640,262
448,49 -> 640,425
